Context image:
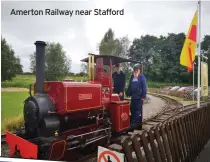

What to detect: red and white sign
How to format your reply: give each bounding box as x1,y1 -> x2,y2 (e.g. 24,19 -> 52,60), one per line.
97,146 -> 124,162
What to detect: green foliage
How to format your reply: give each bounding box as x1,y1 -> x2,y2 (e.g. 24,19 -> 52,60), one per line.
29,42 -> 72,81
98,28 -> 132,76
201,35 -> 210,85
99,39 -> 118,56
128,33 -> 210,84
1,37 -> 23,81
97,29 -> 210,85
99,28 -> 121,56
115,36 -> 132,75
29,52 -> 36,74
80,62 -> 88,74
1,91 -> 28,132
2,75 -> 35,88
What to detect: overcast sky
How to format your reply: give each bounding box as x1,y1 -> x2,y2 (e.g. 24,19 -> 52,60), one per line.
1,0 -> 210,73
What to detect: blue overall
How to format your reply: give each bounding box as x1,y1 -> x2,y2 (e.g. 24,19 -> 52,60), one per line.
127,74 -> 147,128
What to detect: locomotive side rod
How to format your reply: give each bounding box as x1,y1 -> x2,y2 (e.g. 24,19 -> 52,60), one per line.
67,134 -> 109,151
66,127 -> 111,140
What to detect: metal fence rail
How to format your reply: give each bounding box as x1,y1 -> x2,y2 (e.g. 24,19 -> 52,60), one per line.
120,103 -> 210,162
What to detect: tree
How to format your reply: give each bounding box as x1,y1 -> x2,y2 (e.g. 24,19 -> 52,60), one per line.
201,35 -> 210,85
14,56 -> 23,74
1,36 -> 23,81
128,33 -> 192,83
29,52 -> 36,74
80,62 -> 88,75
98,29 -> 133,76
128,35 -> 162,81
29,42 -> 72,81
115,36 -> 132,76
98,28 -> 118,56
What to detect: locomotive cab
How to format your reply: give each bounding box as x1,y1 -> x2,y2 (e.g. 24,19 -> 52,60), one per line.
81,53 -> 140,104
81,54 -> 141,133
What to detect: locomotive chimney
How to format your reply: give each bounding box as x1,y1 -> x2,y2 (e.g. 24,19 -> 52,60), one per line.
34,41 -> 46,94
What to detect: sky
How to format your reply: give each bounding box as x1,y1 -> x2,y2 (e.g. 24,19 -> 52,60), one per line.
1,0 -> 210,73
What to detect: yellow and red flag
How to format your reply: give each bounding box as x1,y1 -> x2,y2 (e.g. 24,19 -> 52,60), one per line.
180,11 -> 197,72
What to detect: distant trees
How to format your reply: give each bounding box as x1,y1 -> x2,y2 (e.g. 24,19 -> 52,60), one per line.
1,37 -> 23,81
128,33 -> 210,84
80,62 -> 88,75
29,42 -> 72,81
98,28 -> 132,75
97,28 -> 210,84
2,29 -> 210,85
201,35 -> 210,84
99,28 -> 117,56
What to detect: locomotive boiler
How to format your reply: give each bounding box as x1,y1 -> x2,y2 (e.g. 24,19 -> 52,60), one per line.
5,41 -> 140,161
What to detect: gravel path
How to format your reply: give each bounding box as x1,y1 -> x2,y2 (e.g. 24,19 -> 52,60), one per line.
143,94 -> 166,119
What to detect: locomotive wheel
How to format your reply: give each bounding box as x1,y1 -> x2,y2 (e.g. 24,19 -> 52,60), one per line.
38,144 -> 50,160
36,138 -> 51,160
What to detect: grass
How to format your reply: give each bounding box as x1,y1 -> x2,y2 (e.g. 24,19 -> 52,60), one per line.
1,91 -> 28,133
2,75 -> 35,88
1,75 -> 89,88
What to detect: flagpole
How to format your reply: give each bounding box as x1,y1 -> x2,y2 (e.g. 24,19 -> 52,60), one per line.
197,0 -> 201,108
193,62 -> 195,103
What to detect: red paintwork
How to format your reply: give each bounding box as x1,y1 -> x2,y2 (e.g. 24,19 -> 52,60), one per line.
108,101 -> 130,132
6,55 -> 132,161
35,81 -> 102,114
6,131 -> 38,159
32,56 -> 115,115
111,94 -> 120,102
49,139 -> 66,160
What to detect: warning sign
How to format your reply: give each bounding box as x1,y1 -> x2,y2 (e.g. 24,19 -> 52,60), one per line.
97,146 -> 125,162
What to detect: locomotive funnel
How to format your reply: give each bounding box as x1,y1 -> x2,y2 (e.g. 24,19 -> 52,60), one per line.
34,41 -> 46,94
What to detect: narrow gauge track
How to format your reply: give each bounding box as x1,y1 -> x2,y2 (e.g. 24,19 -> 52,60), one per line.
1,94 -> 204,162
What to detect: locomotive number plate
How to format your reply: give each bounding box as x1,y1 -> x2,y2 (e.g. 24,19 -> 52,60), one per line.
79,94 -> 92,100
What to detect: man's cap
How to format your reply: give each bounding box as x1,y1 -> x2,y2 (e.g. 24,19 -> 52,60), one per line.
133,63 -> 141,70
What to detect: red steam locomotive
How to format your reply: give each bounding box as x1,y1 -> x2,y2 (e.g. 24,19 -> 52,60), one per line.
5,41 -> 140,161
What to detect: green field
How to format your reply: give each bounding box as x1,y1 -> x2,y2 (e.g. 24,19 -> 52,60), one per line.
1,75 -> 89,88
1,91 -> 29,132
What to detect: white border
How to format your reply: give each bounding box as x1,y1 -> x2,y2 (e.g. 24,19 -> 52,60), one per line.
1,0 -> 210,161
0,157 -> 61,162
1,0 -> 210,1
0,0 -> 2,155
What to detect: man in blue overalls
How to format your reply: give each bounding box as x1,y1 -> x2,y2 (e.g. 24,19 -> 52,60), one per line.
127,64 -> 147,130
112,63 -> 126,100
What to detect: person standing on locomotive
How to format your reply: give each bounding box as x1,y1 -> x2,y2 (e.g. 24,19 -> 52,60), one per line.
112,63 -> 126,100
127,64 -> 147,130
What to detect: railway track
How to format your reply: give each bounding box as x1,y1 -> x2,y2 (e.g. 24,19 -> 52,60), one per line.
1,93 -> 203,162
